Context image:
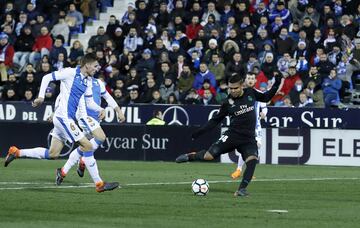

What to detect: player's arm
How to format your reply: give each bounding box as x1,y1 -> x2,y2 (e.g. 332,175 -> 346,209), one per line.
33,68 -> 72,107
84,81 -> 105,119
102,91 -> 126,123
253,72 -> 283,102
259,102 -> 268,119
192,102 -> 229,139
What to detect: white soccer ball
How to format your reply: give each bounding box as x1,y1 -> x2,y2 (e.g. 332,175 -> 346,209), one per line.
191,179 -> 209,196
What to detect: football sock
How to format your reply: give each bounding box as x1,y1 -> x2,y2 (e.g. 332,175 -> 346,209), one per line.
239,159 -> 257,190
19,147 -> 49,159
62,148 -> 83,175
237,157 -> 245,170
188,150 -> 206,161
82,151 -> 102,183
90,138 -> 103,151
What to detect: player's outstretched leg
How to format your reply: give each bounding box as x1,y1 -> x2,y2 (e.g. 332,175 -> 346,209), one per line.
234,158 -> 257,197
4,146 -> 20,167
4,146 -> 50,167
175,150 -> 208,163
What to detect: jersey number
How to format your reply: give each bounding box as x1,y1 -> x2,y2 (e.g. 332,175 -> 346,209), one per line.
219,135 -> 229,142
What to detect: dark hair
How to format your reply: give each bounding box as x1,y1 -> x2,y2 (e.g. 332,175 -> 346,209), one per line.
228,73 -> 244,84
80,53 -> 97,67
153,110 -> 162,118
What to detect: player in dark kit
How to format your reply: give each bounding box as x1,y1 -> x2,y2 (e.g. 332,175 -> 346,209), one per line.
175,71 -> 283,197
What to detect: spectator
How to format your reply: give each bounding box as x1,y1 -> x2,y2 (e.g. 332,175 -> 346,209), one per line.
66,3 -> 84,34
197,79 -> 216,97
322,69 -> 342,107
289,79 -> 304,106
68,40 -> 84,67
24,2 -> 38,25
193,62 -> 216,90
44,86 -> 56,102
178,64 -> 194,99
159,75 -> 179,101
170,54 -> 185,79
166,92 -> 179,104
224,52 -> 245,81
155,2 -> 170,30
140,77 -> 158,103
0,33 -> 15,83
14,12 -> 28,37
29,26 -> 52,67
23,88 -> 34,102
121,2 -> 136,26
106,15 -> 120,40
269,1 -> 291,26
208,52 -> 225,84
113,88 -> 126,106
203,38 -> 219,64
135,48 -> 155,81
49,35 -> 67,65
2,70 -> 18,95
135,0 -> 150,27
156,62 -> 173,86
122,12 -> 140,35
303,80 -> 325,108
125,68 -> 141,88
13,26 -> 34,72
151,89 -> 164,104
199,88 -> 217,105
262,51 -> 278,78
88,26 -> 110,50
146,110 -> 165,125
53,52 -> 70,71
272,66 -> 301,104
123,27 -> 143,53
275,27 -> 294,56
183,88 -> 200,104
186,15 -> 202,42
126,88 -> 141,104
220,1 -> 235,25
32,14 -> 50,38
51,16 -> 70,45
113,27 -> 125,54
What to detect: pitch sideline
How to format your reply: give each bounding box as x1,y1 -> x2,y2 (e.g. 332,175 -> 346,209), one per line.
0,177 -> 359,190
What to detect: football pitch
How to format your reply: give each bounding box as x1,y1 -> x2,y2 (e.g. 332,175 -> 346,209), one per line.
0,159 -> 359,228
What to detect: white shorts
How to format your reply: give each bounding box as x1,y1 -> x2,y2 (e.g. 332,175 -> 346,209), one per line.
52,116 -> 84,143
78,116 -> 100,135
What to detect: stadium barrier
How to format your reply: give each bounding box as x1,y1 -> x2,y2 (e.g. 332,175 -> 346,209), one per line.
0,122 -> 220,161
221,128 -> 360,167
0,102 -> 359,129
1,122 -> 359,166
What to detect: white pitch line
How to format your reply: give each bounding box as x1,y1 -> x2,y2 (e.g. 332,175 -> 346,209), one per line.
0,177 -> 358,190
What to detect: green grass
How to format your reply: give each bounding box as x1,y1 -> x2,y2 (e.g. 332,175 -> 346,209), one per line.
0,159 -> 359,228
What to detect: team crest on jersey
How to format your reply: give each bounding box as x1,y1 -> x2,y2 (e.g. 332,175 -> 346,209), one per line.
248,96 -> 253,102
70,123 -> 76,131
82,78 -> 88,86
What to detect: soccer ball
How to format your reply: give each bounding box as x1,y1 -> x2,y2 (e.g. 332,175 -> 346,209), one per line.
191,179 -> 209,196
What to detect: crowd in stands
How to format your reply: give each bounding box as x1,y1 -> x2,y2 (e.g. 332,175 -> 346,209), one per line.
1,0 -> 360,108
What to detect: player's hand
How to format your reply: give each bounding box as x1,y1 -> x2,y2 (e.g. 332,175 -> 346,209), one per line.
47,114 -> 54,123
260,112 -> 266,119
98,109 -> 106,120
116,111 -> 126,123
32,97 -> 44,107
